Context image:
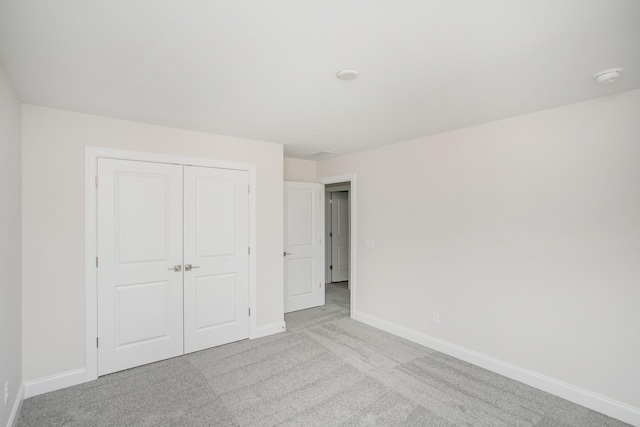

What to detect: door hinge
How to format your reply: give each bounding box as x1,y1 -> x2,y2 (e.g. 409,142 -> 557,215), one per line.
329,232 -> 333,237
248,307 -> 251,316
96,257 -> 98,267
248,247 -> 251,255
329,199 -> 333,204
330,265 -> 333,270
96,337 -> 99,348
95,176 -> 99,187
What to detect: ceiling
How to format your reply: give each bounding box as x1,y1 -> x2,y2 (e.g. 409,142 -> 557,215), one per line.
0,1 -> 638,159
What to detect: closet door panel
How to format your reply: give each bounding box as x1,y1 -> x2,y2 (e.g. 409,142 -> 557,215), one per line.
97,159 -> 184,376
183,166 -> 249,353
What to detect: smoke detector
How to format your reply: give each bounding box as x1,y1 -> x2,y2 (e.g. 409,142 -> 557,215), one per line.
593,68 -> 623,84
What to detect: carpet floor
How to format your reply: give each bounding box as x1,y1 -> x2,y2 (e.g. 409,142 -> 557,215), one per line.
16,282 -> 629,426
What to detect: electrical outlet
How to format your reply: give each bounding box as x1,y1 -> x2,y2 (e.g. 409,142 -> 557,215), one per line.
4,380 -> 7,405
432,312 -> 440,325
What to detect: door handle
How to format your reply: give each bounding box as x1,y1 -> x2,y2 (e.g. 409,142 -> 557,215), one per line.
283,252 -> 292,256
168,265 -> 182,272
184,264 -> 200,271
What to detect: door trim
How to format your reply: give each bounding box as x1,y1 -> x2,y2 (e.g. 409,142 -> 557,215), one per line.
85,146 -> 257,382
318,174 -> 356,316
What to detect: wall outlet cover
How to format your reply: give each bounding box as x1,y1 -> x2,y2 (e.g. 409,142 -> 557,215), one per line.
432,312 -> 440,325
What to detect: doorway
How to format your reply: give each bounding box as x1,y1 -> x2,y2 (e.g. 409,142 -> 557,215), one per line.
282,175 -> 356,317
325,184 -> 350,286
319,174 -> 356,316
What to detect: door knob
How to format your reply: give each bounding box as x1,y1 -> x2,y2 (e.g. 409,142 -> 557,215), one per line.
185,264 -> 200,271
168,265 -> 182,272
283,252 -> 292,256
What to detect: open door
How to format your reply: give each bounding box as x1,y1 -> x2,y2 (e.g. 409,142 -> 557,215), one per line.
283,181 -> 324,313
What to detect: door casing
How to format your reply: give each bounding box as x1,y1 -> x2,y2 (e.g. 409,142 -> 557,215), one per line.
85,146 -> 257,382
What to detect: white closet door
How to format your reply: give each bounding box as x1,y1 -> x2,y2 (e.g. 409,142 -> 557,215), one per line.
183,166 -> 249,353
97,159 -> 184,376
284,181 -> 324,313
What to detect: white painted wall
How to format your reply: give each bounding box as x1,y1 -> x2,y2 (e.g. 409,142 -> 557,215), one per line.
284,157 -> 317,182
317,90 -> 640,409
0,66 -> 22,426
21,105 -> 284,382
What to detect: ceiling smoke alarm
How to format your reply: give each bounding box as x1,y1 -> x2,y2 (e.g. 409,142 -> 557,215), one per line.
593,68 -> 623,84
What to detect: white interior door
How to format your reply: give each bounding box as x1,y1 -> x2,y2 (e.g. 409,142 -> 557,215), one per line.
284,181 -> 324,313
183,166 -> 249,353
330,191 -> 350,282
97,159 -> 184,376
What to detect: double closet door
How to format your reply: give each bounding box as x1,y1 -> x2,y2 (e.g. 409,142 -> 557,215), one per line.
97,158 -> 249,376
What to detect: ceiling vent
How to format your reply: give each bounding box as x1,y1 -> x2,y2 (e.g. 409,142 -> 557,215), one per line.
309,150 -> 334,158
336,70 -> 358,80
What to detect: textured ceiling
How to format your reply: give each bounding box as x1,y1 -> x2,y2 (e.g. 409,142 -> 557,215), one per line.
1,1 -> 638,159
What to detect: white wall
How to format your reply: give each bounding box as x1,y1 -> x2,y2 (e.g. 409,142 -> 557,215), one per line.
284,157 -> 317,182
0,66 -> 22,426
318,90 -> 640,409
22,105 -> 284,383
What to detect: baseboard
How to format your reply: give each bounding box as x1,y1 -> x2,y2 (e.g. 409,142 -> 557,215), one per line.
252,320 -> 287,339
352,309 -> 640,426
23,368 -> 87,399
6,383 -> 24,427
22,322 -> 287,399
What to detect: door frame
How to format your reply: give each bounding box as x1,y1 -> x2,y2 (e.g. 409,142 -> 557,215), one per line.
85,146 -> 257,381
319,174 -> 356,316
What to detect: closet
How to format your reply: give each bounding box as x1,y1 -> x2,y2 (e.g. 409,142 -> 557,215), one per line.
96,158 -> 249,375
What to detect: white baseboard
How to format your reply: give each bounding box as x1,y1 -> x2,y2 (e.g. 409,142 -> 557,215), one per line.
252,321 -> 287,339
23,368 -> 87,399
6,383 -> 24,427
21,322 -> 287,401
352,309 -> 640,426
